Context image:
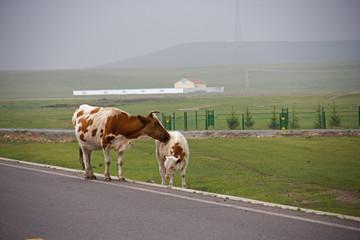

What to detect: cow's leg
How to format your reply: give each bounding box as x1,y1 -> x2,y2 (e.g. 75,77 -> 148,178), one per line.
117,151 -> 126,181
156,144 -> 166,185
103,146 -> 111,181
180,165 -> 187,188
157,158 -> 166,185
82,147 -> 96,180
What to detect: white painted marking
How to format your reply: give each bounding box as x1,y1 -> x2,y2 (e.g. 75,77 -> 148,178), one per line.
0,160 -> 359,232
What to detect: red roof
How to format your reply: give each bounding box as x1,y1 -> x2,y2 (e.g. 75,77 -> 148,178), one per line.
186,78 -> 205,84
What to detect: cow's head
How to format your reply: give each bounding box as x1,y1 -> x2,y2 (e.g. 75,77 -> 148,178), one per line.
138,111 -> 170,143
164,156 -> 181,179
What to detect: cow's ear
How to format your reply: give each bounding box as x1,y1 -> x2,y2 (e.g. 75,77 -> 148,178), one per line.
149,111 -> 160,118
176,159 -> 181,164
138,115 -> 150,124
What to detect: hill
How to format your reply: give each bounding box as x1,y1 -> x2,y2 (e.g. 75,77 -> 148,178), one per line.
96,41 -> 360,68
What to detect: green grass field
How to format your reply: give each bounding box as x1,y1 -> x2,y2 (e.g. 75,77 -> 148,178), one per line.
1,62 -> 359,99
0,137 -> 359,217
0,93 -> 359,130
0,62 -> 359,217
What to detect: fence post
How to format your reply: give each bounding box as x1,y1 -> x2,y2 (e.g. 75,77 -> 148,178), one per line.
358,106 -> 360,127
205,110 -> 208,130
322,107 -> 326,129
163,114 -> 172,130
184,112 -> 188,131
172,112 -> 176,130
208,110 -> 215,128
280,108 -> 288,130
195,111 -> 198,130
242,113 -> 245,130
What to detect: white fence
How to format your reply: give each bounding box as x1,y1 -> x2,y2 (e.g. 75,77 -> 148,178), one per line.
73,88 -> 183,96
183,87 -> 224,93
73,87 -> 224,96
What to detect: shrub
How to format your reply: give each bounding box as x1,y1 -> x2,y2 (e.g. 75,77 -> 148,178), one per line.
244,107 -> 255,129
328,100 -> 342,127
313,104 -> 323,129
226,108 -> 240,130
268,106 -> 279,129
289,102 -> 300,129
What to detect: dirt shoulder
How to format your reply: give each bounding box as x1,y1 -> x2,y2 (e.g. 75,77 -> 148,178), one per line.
0,128 -> 359,143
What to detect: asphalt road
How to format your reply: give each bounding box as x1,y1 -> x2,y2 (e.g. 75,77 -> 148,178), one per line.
1,159 -> 359,240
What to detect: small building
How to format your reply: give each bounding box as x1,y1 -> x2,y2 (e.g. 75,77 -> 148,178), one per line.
174,78 -> 206,88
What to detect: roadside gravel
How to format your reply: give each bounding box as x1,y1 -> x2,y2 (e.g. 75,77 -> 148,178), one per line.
1,128 -> 359,143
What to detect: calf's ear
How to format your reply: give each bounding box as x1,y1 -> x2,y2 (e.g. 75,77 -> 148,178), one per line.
138,115 -> 150,124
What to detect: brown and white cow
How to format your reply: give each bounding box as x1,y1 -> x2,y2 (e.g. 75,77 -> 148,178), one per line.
72,104 -> 170,181
156,131 -> 189,188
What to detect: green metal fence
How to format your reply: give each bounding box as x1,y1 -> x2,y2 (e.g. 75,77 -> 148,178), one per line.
279,108 -> 289,130
161,106 -> 360,131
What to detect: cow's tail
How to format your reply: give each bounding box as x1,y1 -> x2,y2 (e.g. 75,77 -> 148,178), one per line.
79,147 -> 85,170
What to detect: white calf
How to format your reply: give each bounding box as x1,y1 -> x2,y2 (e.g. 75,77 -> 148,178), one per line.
156,131 -> 189,188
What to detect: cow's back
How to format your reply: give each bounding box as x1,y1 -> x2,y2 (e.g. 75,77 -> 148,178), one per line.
73,104 -> 122,150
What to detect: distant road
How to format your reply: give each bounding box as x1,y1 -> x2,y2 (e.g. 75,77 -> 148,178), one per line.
1,159 -> 359,240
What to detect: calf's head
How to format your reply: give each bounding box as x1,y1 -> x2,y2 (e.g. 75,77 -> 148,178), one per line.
164,156 -> 181,179
138,111 -> 170,143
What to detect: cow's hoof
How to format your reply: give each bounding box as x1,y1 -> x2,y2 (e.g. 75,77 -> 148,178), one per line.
118,177 -> 127,182
104,177 -> 112,181
85,175 -> 97,180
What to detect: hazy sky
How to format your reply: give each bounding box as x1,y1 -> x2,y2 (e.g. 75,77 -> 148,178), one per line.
0,0 -> 360,70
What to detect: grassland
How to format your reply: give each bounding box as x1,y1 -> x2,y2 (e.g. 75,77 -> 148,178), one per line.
0,62 -> 359,99
1,62 -> 359,129
0,93 -> 359,130
0,137 -> 359,217
0,62 -> 359,217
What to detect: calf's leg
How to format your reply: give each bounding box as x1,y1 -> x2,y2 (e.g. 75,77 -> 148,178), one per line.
181,173 -> 186,188
169,176 -> 174,187
180,163 -> 187,188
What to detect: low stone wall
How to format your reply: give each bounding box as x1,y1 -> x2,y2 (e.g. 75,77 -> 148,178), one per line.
1,128 -> 359,143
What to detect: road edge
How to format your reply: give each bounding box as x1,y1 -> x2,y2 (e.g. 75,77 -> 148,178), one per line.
1,156 -> 359,223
